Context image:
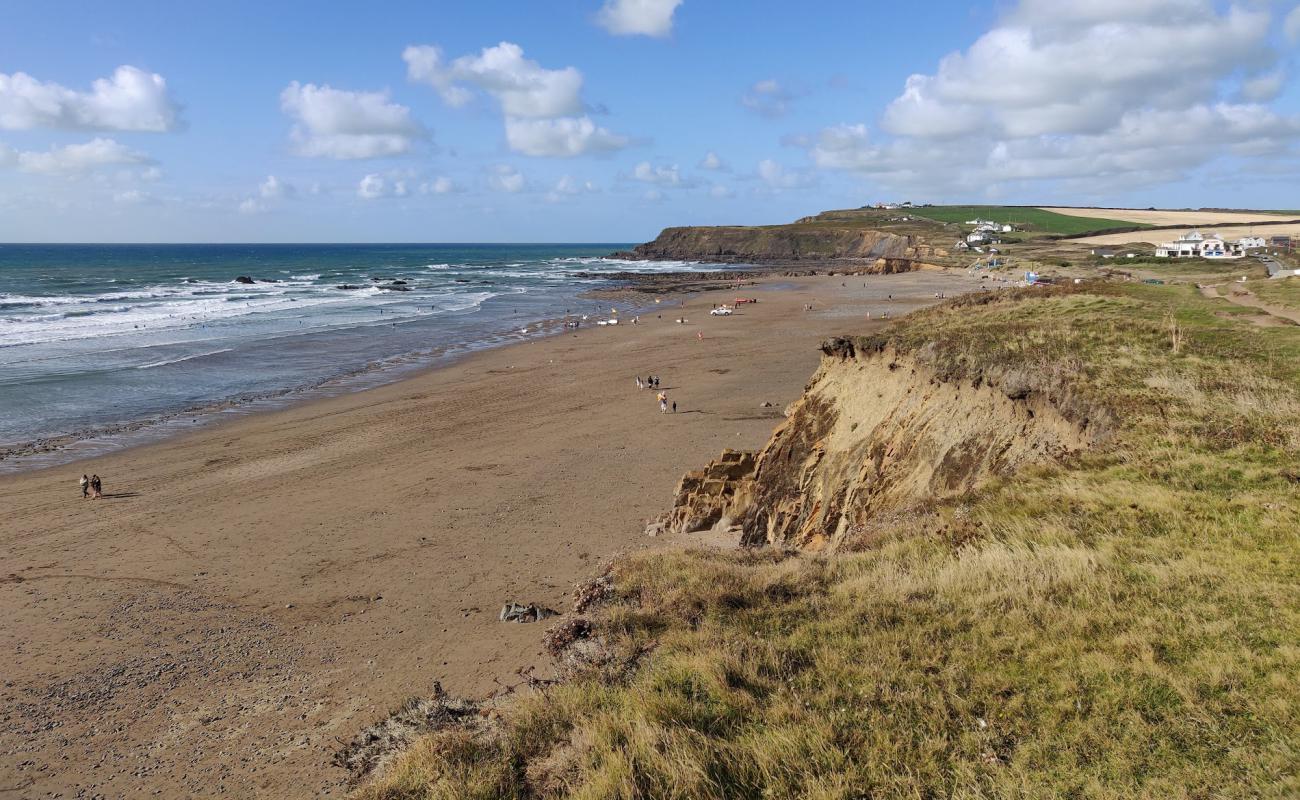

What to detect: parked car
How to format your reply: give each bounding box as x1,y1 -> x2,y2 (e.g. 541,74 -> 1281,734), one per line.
710,307 -> 733,316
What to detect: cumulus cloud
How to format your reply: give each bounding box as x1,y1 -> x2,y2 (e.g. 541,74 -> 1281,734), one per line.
239,175 -> 294,213
504,117 -> 627,157
404,42 -> 629,157
1286,6 -> 1300,42
545,174 -> 599,202
595,0 -> 682,37
280,82 -> 427,160
419,176 -> 459,194
699,151 -> 728,171
357,172 -> 409,199
741,79 -> 795,119
0,65 -> 180,132
15,138 -> 153,175
631,161 -> 682,185
488,164 -> 525,193
808,0 -> 1299,195
756,158 -> 816,190
404,43 -> 582,118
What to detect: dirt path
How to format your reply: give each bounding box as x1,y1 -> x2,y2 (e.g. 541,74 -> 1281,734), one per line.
1198,283 -> 1300,326
0,271 -> 986,799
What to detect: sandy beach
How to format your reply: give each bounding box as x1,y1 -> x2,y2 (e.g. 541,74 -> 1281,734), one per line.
0,269 -> 984,798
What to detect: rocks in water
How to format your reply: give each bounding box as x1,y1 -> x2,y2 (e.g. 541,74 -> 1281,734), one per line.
336,284 -> 362,290
377,283 -> 412,292
234,275 -> 255,284
499,602 -> 558,623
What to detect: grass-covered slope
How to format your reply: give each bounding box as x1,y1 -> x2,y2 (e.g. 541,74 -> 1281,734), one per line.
912,206 -> 1145,236
360,283 -> 1300,800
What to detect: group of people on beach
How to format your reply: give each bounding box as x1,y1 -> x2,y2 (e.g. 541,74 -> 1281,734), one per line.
635,375 -> 676,413
79,473 -> 103,499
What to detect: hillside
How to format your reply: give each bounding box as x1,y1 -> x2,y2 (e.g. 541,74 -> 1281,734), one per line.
612,209 -> 951,265
357,280 -> 1300,798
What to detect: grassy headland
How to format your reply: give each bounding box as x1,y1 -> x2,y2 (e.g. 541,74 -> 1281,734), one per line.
911,206 -> 1148,237
358,280 -> 1300,799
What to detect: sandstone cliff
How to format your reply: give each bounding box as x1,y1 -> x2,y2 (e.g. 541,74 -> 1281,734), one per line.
658,336 -> 1110,551
613,224 -> 921,265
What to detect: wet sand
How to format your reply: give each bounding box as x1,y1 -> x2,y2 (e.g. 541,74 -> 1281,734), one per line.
0,270 -> 985,798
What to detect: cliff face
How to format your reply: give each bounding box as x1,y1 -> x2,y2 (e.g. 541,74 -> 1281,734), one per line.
660,343 -> 1103,551
614,225 -> 919,265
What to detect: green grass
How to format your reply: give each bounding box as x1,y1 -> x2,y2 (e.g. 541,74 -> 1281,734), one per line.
1248,276 -> 1300,312
912,206 -> 1147,237
358,283 -> 1300,800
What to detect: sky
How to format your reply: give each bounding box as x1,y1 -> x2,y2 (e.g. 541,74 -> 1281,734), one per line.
1,0 -> 1298,243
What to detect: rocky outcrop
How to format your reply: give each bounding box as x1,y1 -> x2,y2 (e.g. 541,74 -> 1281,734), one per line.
660,344 -> 1104,552
613,225 -> 918,264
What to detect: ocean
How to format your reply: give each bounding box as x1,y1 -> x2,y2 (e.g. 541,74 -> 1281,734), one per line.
0,243 -> 716,469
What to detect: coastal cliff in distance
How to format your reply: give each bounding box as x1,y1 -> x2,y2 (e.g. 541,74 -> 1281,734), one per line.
612,208 -> 948,265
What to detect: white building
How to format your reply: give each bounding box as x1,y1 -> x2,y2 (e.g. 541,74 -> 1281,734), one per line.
1237,236 -> 1266,250
1155,231 -> 1245,260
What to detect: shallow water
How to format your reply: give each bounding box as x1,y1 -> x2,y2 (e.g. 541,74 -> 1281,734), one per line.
0,243 -> 724,459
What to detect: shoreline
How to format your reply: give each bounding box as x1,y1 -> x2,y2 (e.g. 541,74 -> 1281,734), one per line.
1,269 -> 760,475
0,269 -> 988,798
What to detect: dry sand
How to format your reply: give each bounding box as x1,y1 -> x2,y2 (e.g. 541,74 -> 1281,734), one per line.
1041,207 -> 1298,226
0,270 -> 987,798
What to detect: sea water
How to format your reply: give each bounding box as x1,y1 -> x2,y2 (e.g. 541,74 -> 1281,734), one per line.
0,243 -> 717,467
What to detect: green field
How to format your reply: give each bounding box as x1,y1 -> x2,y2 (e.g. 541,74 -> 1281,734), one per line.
912,206 -> 1147,236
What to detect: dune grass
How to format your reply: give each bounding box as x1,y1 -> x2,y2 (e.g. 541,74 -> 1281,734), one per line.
358,282 -> 1300,800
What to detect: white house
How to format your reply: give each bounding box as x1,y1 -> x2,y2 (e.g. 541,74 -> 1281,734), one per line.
1237,236 -> 1266,250
967,232 -> 989,245
1155,231 -> 1245,260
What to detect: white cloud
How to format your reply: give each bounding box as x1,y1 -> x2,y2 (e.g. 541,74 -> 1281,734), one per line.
741,79 -> 795,118
239,175 -> 293,213
545,174 -> 599,202
259,175 -> 291,199
0,143 -> 15,168
595,0 -> 682,37
709,183 -> 734,199
1286,6 -> 1300,42
280,82 -> 426,160
699,151 -> 727,170
488,164 -> 525,193
16,137 -> 153,175
419,176 -> 459,194
642,188 -> 664,202
504,116 -> 628,157
404,42 -> 629,157
404,43 -> 582,118
808,0 -> 1298,195
632,161 -> 681,185
113,189 -> 157,205
357,172 -> 409,199
757,158 -> 816,190
0,65 -> 180,132
1241,70 -> 1286,103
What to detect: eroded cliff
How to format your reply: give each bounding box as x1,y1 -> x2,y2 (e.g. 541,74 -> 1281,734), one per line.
613,224 -> 924,265
661,338 -> 1109,551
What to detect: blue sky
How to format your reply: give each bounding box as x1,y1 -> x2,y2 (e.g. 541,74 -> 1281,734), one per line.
1,0 -> 1298,242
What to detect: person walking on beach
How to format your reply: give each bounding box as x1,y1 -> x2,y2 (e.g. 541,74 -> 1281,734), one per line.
79,474 -> 89,499
89,474 -> 103,499
672,401 -> 677,413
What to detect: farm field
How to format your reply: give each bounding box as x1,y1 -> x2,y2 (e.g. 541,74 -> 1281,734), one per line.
1077,222 -> 1300,246
910,206 -> 1142,236
1043,207 -> 1300,226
